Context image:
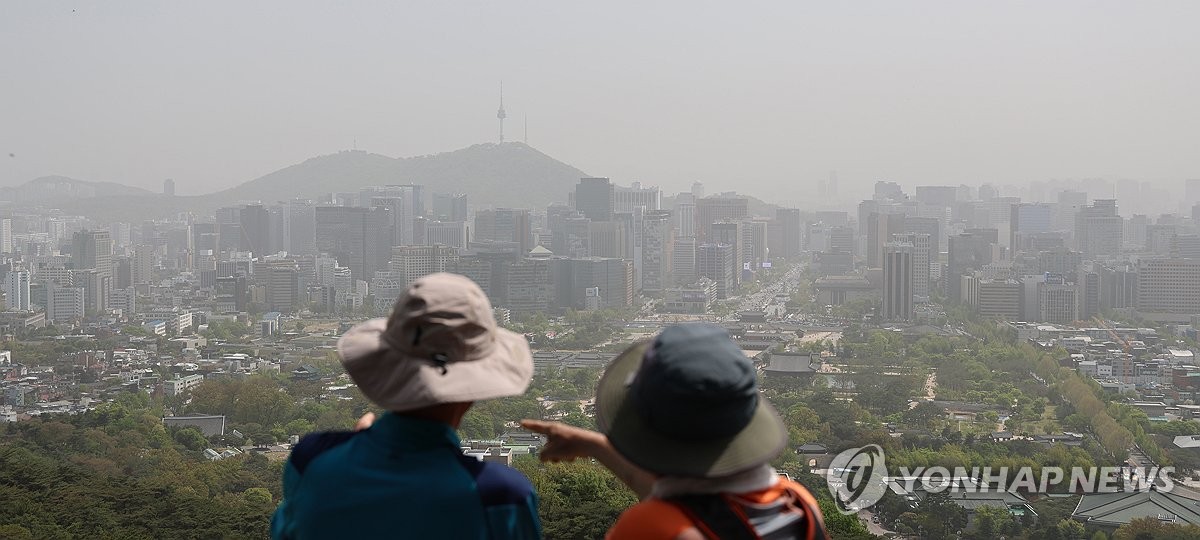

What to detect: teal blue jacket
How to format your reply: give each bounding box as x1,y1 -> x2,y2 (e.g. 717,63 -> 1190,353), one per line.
271,413 -> 541,539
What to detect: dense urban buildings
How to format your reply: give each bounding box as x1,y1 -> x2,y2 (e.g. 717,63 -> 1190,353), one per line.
1,173 -> 1199,349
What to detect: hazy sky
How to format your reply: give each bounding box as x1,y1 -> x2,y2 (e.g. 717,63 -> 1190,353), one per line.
3,2 -> 1198,204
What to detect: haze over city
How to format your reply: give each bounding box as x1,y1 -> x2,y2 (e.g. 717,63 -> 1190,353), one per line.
10,3 -> 1200,539
4,1 -> 1199,203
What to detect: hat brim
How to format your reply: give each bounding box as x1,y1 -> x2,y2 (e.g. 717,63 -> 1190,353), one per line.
595,341 -> 788,478
338,318 -> 533,412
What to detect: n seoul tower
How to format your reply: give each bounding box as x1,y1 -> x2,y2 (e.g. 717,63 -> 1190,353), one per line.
497,82 -> 507,143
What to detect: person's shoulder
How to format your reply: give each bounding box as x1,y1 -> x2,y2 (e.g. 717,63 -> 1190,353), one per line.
288,430 -> 361,474
775,478 -> 828,538
777,477 -> 823,509
456,456 -> 535,506
607,499 -> 692,540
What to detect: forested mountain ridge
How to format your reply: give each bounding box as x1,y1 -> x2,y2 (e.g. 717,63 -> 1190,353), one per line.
1,143 -> 589,221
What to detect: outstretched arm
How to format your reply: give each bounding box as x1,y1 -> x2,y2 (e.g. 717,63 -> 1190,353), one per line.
520,419 -> 657,500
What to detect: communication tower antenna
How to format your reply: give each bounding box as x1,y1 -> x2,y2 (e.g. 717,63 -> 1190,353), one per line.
497,82 -> 507,143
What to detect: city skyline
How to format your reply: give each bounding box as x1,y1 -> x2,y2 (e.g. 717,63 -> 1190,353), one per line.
4,2 -> 1199,201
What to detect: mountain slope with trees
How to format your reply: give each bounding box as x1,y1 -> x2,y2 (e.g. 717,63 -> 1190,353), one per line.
1,142 -> 590,221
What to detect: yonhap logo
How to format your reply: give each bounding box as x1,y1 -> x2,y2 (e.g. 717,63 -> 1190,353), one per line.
825,445 -> 888,514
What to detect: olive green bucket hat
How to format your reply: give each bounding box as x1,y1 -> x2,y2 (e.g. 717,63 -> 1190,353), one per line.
595,323 -> 787,478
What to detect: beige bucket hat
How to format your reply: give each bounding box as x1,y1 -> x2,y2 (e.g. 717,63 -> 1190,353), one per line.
337,273 -> 533,411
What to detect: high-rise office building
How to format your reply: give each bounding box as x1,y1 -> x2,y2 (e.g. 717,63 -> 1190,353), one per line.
215,206 -> 244,253
45,283 -> 85,325
615,210 -> 643,286
505,258 -> 553,316
882,242 -> 914,321
1136,258 -> 1200,315
575,177 -> 615,221
239,204 -> 271,256
874,181 -> 905,201
866,212 -> 906,268
111,286 -> 136,316
676,202 -> 697,238
369,196 -> 407,247
1077,265 -> 1101,320
4,270 -> 29,311
828,226 -> 855,254
215,275 -> 248,313
552,216 -> 591,258
947,230 -> 997,302
671,236 -> 698,287
695,197 -> 748,241
431,193 -> 469,222
474,208 -> 533,253
588,220 -> 627,259
361,185 -> 424,246
191,222 -> 220,255
0,218 -> 12,254
1173,235 -> 1200,259
1038,278 -> 1079,324
1186,179 -> 1200,207
72,230 -> 113,278
1099,263 -> 1138,311
746,219 -> 769,269
265,261 -> 300,313
775,209 -> 802,258
72,230 -> 113,311
1144,224 -> 1175,255
114,258 -> 132,289
1036,248 -> 1083,276
72,269 -> 109,314
973,278 -> 1022,319
315,206 -> 389,280
388,245 -> 459,284
1124,214 -> 1150,250
915,186 -> 958,207
551,257 -> 633,311
328,266 -> 354,311
448,256 -> 495,303
418,220 -> 469,249
640,211 -> 674,294
1075,200 -> 1123,259
546,203 -> 576,234
132,244 -> 154,285
288,200 -> 318,256
709,221 -> 745,287
902,214 -> 940,254
893,233 -> 931,301
1010,203 -> 1053,250
314,256 -> 338,288
613,182 -> 662,213
1055,190 -> 1088,232
698,243 -> 735,299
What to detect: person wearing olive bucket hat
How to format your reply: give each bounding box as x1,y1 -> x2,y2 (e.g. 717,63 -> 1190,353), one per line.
272,273 -> 542,540
522,324 -> 827,540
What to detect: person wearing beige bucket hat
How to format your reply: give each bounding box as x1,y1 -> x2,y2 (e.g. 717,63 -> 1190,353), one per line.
272,273 -> 542,540
522,323 -> 827,540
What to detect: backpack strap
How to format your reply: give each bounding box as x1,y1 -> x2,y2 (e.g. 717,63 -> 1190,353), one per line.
666,494 -> 759,540
778,482 -> 828,540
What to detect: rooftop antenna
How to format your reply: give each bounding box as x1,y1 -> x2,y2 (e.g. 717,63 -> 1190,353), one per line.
497,82 -> 506,143
524,114 -> 528,145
